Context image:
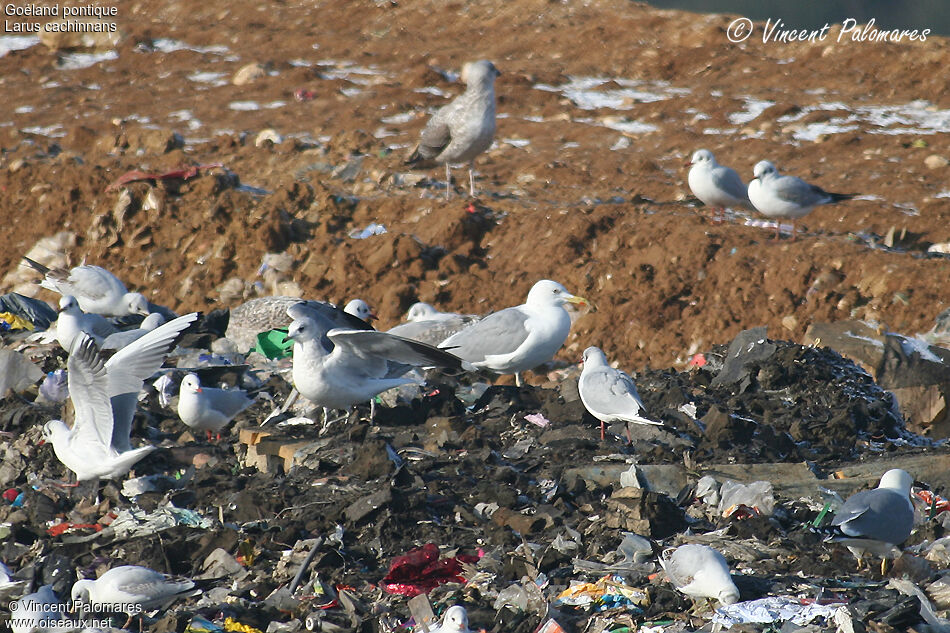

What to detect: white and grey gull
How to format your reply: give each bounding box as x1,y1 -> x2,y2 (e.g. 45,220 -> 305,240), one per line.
748,160 -> 854,240
687,149 -> 752,223
438,279 -> 588,386
23,256 -> 151,317
578,346 -> 662,441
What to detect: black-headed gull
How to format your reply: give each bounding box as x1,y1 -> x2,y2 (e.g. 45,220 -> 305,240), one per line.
578,346 -> 662,440
23,257 -> 150,317
54,295 -> 116,351
748,160 -> 854,240
687,149 -> 751,223
438,280 -> 588,386
406,60 -> 500,200
72,564 -> 196,613
177,373 -> 254,439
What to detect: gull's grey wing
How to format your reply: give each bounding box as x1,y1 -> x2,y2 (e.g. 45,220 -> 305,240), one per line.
387,315 -> 480,347
582,367 -> 659,423
407,103 -> 456,164
67,335 -> 114,450
438,307 -> 530,363
712,166 -> 752,204
831,488 -> 913,544
771,174 -> 835,207
208,388 -> 254,418
327,329 -> 466,371
50,265 -> 125,301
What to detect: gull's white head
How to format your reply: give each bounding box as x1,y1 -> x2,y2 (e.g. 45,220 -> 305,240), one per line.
180,373 -> 203,395
124,292 -> 151,317
461,60 -> 500,88
581,346 -> 608,367
406,302 -> 439,322
70,579 -> 94,605
525,279 -> 588,308
753,160 -> 778,180
878,468 -> 913,494
718,586 -> 740,605
440,606 -> 469,633
141,313 -> 165,330
42,420 -> 69,446
344,299 -> 377,322
285,317 -> 319,344
689,149 -> 716,167
58,295 -> 81,315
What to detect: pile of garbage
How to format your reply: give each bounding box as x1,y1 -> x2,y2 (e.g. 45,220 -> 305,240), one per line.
2,303 -> 950,633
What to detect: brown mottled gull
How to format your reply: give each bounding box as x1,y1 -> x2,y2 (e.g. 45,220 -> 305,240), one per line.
406,60 -> 500,199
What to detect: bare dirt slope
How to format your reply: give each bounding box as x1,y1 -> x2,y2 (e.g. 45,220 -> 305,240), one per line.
1,0 -> 949,372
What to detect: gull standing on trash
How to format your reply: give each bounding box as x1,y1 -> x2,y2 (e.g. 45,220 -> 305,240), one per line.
177,373 -> 254,440
285,303 -> 469,424
406,60 -> 500,200
687,149 -> 751,223
748,160 -> 854,240
43,313 -> 198,481
430,606 -> 473,633
54,295 -> 116,351
10,585 -> 75,633
827,468 -> 915,574
438,280 -> 588,386
579,346 -> 662,441
23,256 -> 151,317
72,565 -> 197,614
659,544 -> 740,607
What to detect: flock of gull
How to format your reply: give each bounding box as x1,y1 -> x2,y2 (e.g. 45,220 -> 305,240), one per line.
2,58 -> 914,631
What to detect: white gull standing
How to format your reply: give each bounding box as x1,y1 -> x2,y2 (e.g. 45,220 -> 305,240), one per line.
23,256 -> 151,317
748,160 -> 854,240
659,544 -> 740,607
828,468 -> 915,574
438,280 -> 588,386
687,149 -> 751,223
406,60 -> 500,200
72,564 -> 196,614
43,313 -> 198,481
177,373 -> 254,439
578,346 -> 662,441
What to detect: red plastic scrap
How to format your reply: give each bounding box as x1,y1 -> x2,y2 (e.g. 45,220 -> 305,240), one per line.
381,543 -> 479,597
47,522 -> 103,537
294,88 -> 316,101
916,489 -> 950,514
105,163 -> 224,192
688,353 -> 707,368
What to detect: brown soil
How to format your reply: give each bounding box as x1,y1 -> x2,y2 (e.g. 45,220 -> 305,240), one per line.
1,0 -> 949,375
